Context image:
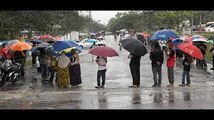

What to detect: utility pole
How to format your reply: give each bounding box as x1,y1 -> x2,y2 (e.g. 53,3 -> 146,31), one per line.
191,11 -> 194,35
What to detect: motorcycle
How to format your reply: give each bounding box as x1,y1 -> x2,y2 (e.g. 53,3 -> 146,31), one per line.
0,59 -> 22,87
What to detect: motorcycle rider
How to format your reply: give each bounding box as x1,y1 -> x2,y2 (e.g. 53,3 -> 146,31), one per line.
13,50 -> 26,79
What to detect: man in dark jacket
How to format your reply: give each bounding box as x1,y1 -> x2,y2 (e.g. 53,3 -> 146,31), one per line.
150,43 -> 164,87
128,53 -> 141,88
13,50 -> 26,79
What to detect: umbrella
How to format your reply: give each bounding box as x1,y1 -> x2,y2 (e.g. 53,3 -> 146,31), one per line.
172,38 -> 183,46
60,47 -> 82,57
47,40 -> 56,44
38,43 -> 49,48
85,39 -> 98,43
191,34 -> 206,40
52,40 -> 82,51
207,36 -> 214,44
120,38 -> 148,56
177,42 -> 203,60
150,30 -> 179,41
192,38 -> 207,43
141,32 -> 150,38
31,40 -> 42,44
6,40 -> 20,46
9,42 -> 32,51
89,46 -> 119,57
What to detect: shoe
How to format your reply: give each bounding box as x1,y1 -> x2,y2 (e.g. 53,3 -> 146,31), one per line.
152,84 -> 157,87
179,84 -> 185,87
210,68 -> 214,70
158,84 -> 161,87
100,86 -> 105,89
129,85 -> 137,88
95,86 -> 100,89
186,84 -> 190,86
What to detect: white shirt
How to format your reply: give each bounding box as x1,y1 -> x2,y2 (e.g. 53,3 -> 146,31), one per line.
96,56 -> 107,70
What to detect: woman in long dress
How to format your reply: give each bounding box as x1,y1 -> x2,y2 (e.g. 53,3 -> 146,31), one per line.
69,49 -> 82,86
56,51 -> 70,88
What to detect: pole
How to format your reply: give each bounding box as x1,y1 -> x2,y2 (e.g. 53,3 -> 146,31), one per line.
191,11 -> 193,35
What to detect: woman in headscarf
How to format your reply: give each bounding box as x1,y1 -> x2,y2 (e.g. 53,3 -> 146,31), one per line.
55,51 -> 70,88
69,49 -> 82,86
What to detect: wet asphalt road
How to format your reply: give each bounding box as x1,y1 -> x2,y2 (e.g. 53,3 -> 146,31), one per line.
0,35 -> 214,109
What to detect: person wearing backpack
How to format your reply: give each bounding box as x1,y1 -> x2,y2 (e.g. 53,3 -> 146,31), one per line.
95,56 -> 107,89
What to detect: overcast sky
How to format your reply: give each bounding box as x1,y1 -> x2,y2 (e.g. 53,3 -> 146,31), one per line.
91,11 -> 130,25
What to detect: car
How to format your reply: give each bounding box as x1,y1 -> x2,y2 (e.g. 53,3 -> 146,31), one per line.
78,38 -> 97,50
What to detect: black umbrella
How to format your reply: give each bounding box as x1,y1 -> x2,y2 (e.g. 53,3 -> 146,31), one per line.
121,38 -> 148,56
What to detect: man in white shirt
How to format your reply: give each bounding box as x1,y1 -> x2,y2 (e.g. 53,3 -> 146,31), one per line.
95,56 -> 107,89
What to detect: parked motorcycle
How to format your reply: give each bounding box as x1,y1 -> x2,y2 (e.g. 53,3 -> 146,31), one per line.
0,59 -> 22,87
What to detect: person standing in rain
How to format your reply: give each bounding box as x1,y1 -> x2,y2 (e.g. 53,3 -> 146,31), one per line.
90,42 -> 97,62
166,43 -> 176,88
128,53 -> 141,88
69,49 -> 82,86
38,48 -> 49,80
150,43 -> 164,87
55,51 -> 70,88
179,53 -> 193,87
199,43 -> 207,70
95,55 -> 107,89
209,44 -> 214,70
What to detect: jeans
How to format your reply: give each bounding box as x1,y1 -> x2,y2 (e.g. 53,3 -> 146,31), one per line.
152,65 -> 162,85
167,67 -> 174,84
182,70 -> 190,84
97,69 -> 107,86
40,64 -> 49,79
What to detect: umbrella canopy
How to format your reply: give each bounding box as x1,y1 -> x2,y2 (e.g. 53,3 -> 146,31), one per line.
38,43 -> 49,48
192,38 -> 207,43
172,38 -> 183,46
120,38 -> 148,56
150,30 -> 179,41
141,32 -> 150,38
85,39 -> 98,43
9,42 -> 32,51
60,47 -> 82,57
89,46 -> 119,57
177,42 -> 203,60
207,36 -> 214,44
191,34 -> 206,40
6,40 -> 20,46
31,39 -> 42,44
52,40 -> 82,51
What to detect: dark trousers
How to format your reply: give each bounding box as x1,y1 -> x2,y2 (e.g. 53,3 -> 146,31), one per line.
182,70 -> 190,84
15,58 -> 25,77
167,67 -> 174,84
49,67 -> 56,82
130,65 -> 140,86
40,64 -> 49,79
32,55 -> 36,66
97,69 -> 107,86
152,65 -> 162,85
213,56 -> 214,68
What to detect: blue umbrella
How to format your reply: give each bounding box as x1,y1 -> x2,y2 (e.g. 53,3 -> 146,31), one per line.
52,40 -> 82,51
85,39 -> 97,43
172,38 -> 183,46
150,30 -> 179,41
31,39 -> 42,44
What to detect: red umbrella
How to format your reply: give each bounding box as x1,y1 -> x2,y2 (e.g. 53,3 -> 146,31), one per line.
89,46 -> 119,57
177,42 -> 203,60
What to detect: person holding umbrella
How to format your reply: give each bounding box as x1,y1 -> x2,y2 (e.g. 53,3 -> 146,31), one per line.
95,55 -> 107,89
179,53 -> 193,87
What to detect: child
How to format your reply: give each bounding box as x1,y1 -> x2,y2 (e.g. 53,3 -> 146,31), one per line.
179,53 -> 193,87
95,56 -> 107,89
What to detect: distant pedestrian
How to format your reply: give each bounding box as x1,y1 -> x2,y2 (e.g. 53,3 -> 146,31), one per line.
69,49 -> 82,86
179,53 -> 193,87
128,53 -> 141,88
90,42 -> 97,62
209,44 -> 214,70
95,56 -> 107,89
38,48 -> 49,80
199,43 -> 207,70
150,43 -> 164,87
